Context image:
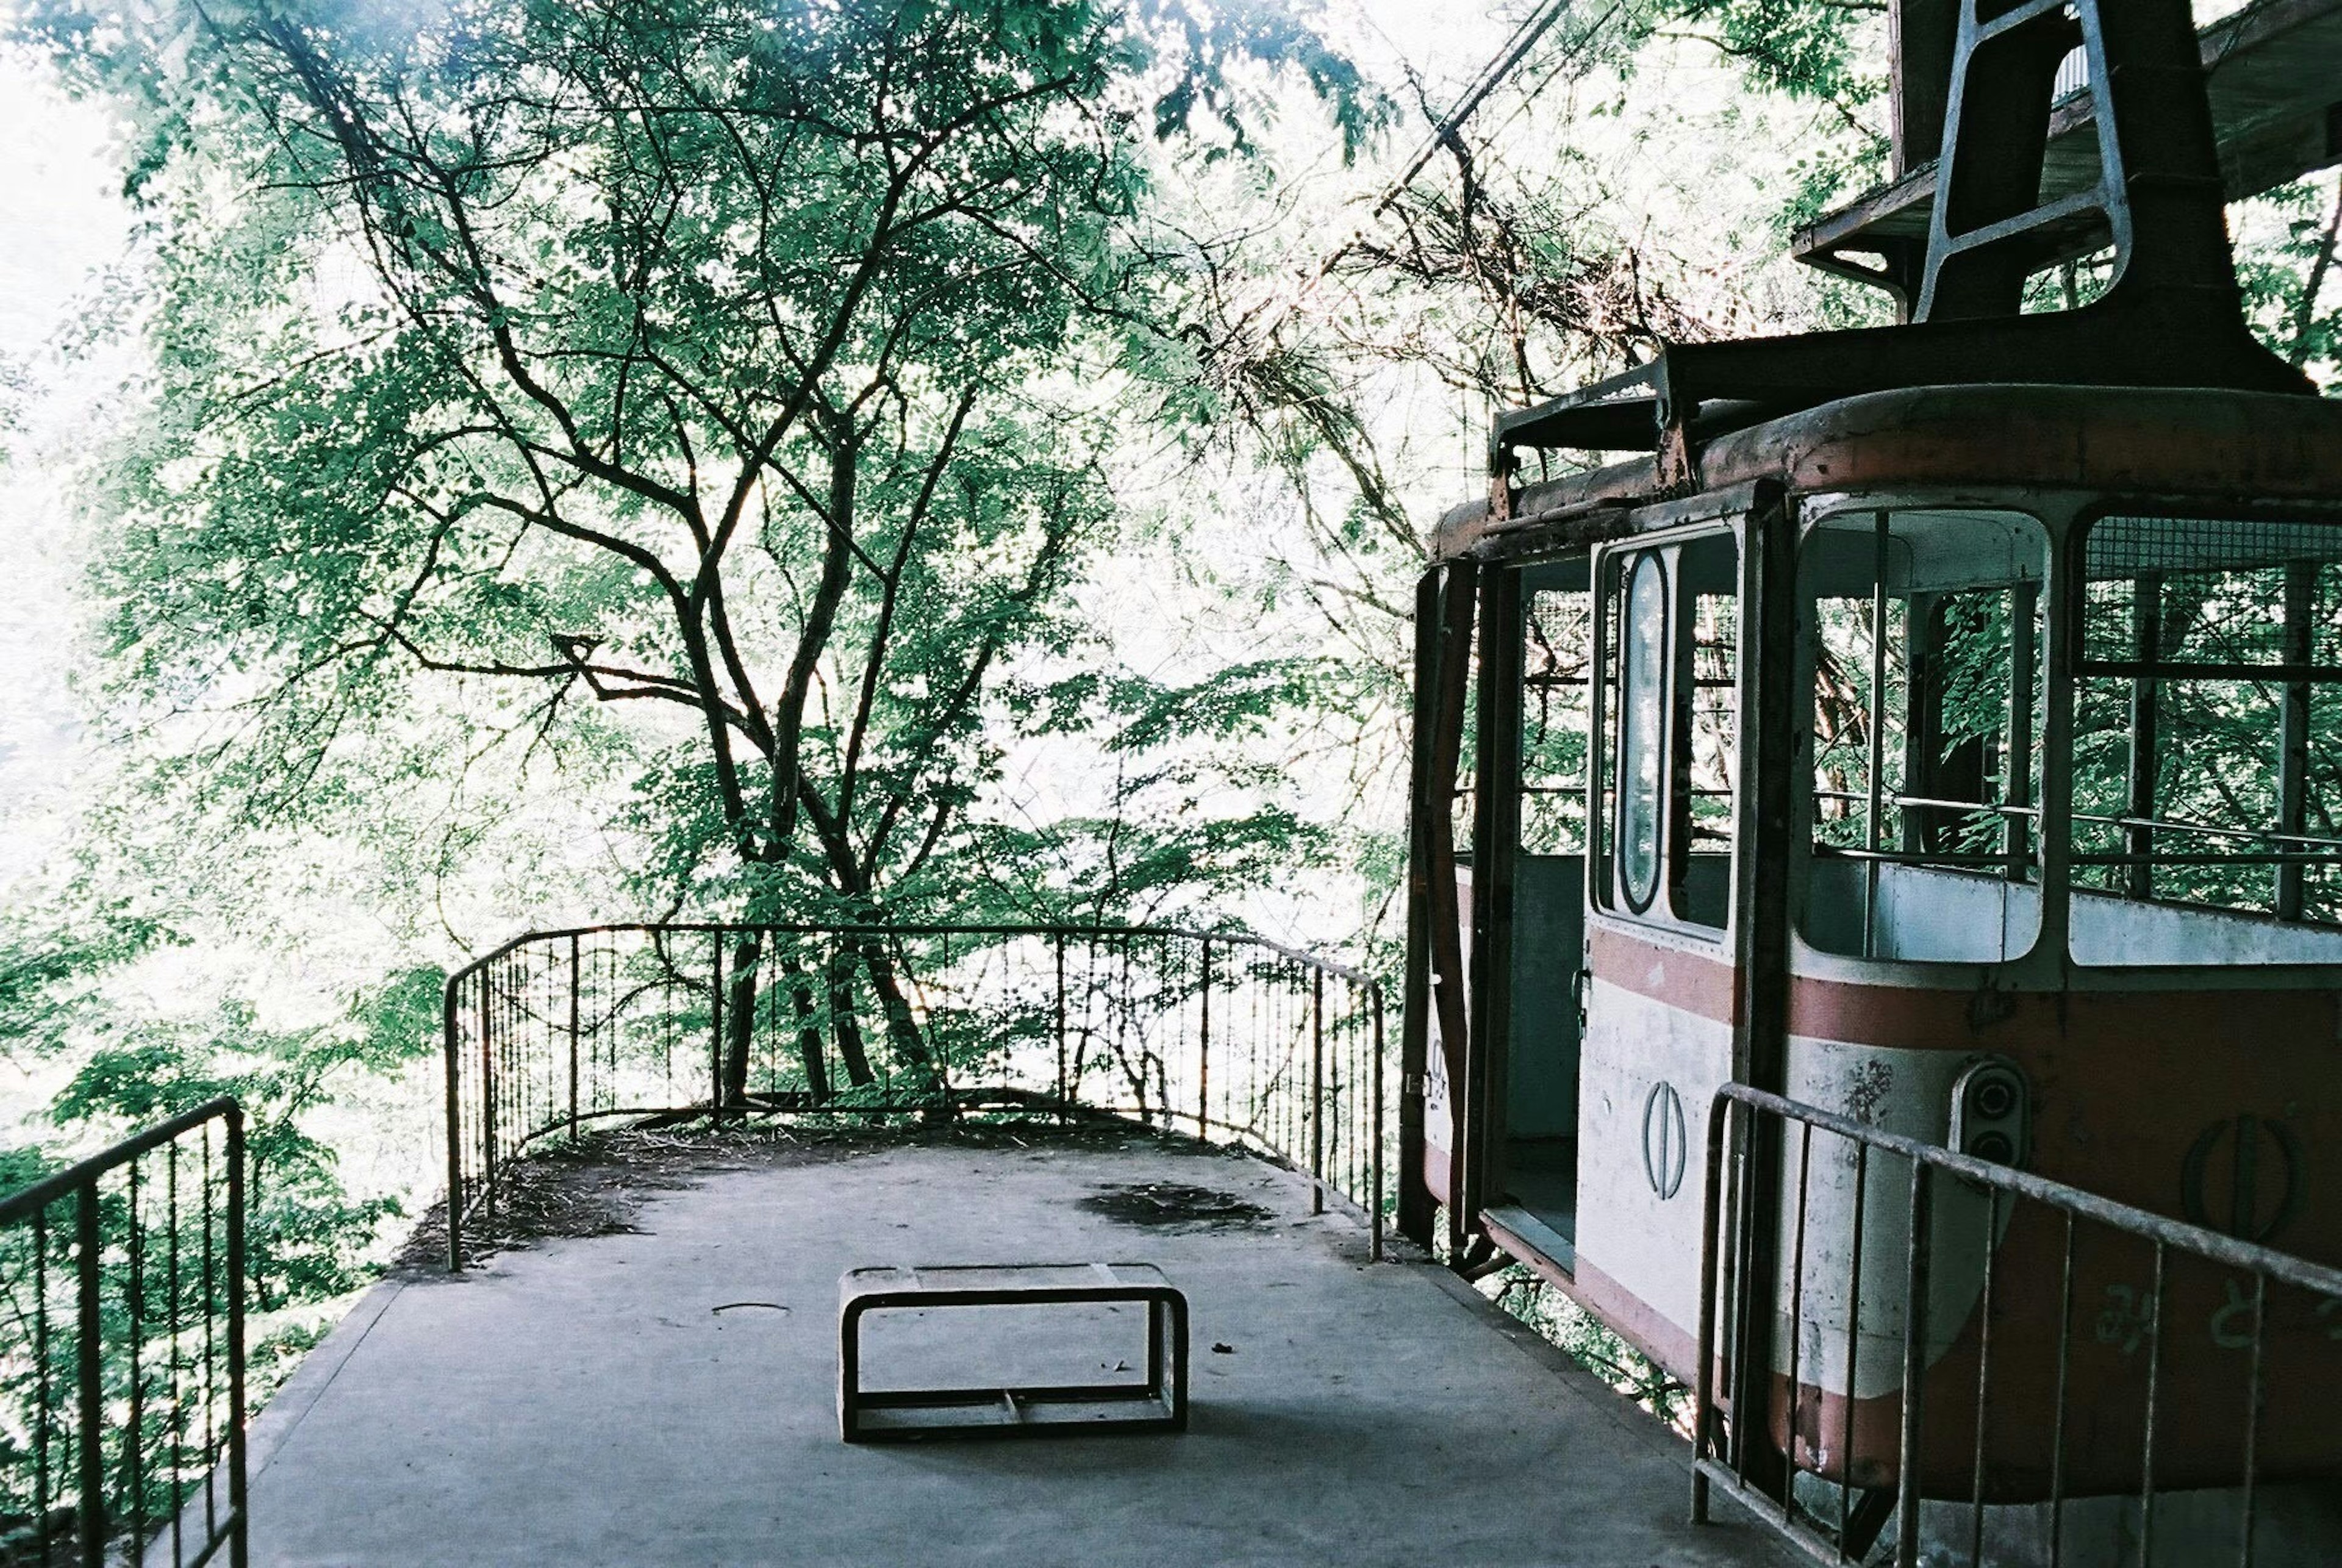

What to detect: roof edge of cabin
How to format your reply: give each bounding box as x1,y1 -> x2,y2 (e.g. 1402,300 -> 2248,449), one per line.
1431,382 -> 2342,563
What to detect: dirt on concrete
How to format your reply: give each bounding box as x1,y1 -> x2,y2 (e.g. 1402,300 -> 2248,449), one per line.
398,1118 -> 1227,1272
1076,1180 -> 1274,1230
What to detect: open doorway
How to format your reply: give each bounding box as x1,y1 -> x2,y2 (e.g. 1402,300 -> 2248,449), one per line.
1498,559 -> 1591,1254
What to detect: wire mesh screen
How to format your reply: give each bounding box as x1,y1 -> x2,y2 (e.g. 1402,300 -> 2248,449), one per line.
2071,513 -> 2342,942
2085,516 -> 2342,580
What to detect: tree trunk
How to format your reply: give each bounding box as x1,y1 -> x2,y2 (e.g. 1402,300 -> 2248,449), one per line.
777,948 -> 831,1102
857,937 -> 944,1112
826,949 -> 878,1087
722,933 -> 761,1107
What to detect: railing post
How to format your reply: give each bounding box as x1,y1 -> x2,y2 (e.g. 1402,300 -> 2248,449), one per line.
568,933 -> 581,1144
479,970 -> 497,1222
1053,933 -> 1068,1120
443,974 -> 465,1274
76,1182 -> 103,1568
226,1106 -> 249,1568
710,931 -> 725,1124
1197,938 -> 1212,1142
1370,984 -> 1385,1263
1894,1160 -> 1934,1568
1310,967 -> 1325,1217
1691,1094 -> 1734,1525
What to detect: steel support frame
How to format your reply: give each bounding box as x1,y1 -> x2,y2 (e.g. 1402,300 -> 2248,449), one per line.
1464,564 -> 1526,1246
1402,562 -> 1481,1255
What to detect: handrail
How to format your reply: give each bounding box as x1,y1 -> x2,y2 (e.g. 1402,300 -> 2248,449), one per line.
1690,1083 -> 2342,1568
443,921 -> 1386,1273
446,920 -> 1384,991
1813,786 -> 2342,854
0,1099 -> 245,1227
1,1097 -> 247,1568
1706,1085 -> 2342,1297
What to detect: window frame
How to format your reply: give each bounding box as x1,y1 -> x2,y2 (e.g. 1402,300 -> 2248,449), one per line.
1617,550 -> 1669,914
2061,501 -> 2342,964
1789,500 -> 2054,970
1589,519 -> 1744,941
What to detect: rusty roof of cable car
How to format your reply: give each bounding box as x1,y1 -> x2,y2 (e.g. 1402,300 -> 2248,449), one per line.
1434,382 -> 2342,562
1450,1 -> 2342,562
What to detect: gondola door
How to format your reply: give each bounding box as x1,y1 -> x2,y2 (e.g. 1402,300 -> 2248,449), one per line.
1469,559 -> 1597,1267
1570,517 -> 1755,1372
1402,560 -> 1478,1250
1403,554 -> 1597,1259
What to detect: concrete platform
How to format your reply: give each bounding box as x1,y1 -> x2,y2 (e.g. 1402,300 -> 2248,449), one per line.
245,1133 -> 1797,1567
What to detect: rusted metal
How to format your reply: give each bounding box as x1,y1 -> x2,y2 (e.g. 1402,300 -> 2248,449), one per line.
1197,937 -> 1212,1140
567,932 -> 582,1142
1967,1187 -> 1998,1565
837,1264 -> 1187,1442
2140,1240 -> 2166,1566
2050,1212 -> 2073,1568
1370,987 -> 1387,1264
76,1175 -> 101,1568
2240,1272 -> 2267,1567
1485,0 -> 2311,482
1689,1091 -> 1730,1527
1311,967 -> 1326,1217
1893,1161 -> 1933,1567
1842,1142 -> 1869,1559
0,1098 -> 248,1568
1433,385 -> 2342,565
1803,0 -> 2342,294
1693,1084 -> 2342,1566
1783,1123 -> 1812,1524
443,923 -> 1386,1271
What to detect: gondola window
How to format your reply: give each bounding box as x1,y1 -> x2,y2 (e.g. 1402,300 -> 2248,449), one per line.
1595,532 -> 1739,930
1519,584 -> 1591,856
1800,509 -> 2047,962
2069,514 -> 2342,964
1619,553 -> 1667,911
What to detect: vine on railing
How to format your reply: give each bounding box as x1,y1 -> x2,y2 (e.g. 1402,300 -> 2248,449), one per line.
1,1098 -> 246,1568
443,924 -> 1384,1269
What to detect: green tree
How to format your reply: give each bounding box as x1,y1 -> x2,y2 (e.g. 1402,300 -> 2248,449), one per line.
18,0 -> 1377,1103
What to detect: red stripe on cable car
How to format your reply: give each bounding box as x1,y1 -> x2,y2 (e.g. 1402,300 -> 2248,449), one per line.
1588,924 -> 1740,1025
1591,921 -> 2339,1051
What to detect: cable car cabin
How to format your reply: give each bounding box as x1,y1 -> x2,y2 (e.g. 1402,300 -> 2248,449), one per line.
1397,1 -> 2342,1516
1403,382 -> 2342,1494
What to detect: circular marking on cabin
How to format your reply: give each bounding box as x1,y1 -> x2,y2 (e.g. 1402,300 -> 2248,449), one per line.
1642,1081 -> 1689,1201
2181,1114 -> 2302,1244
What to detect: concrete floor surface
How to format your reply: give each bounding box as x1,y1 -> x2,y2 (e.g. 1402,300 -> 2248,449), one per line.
244,1134 -> 1796,1567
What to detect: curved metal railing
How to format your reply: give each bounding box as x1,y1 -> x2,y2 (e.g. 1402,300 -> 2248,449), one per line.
443,923 -> 1386,1270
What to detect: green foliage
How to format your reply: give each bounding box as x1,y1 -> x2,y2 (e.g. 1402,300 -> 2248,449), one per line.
13,0 -> 1370,925
1658,0 -> 1882,107
0,884 -> 435,1311
0,903 -> 177,1063
2,0 -> 1378,1132
1142,0 -> 1389,160
2238,173 -> 2342,384
1488,1265 -> 1688,1428
36,984 -> 431,1303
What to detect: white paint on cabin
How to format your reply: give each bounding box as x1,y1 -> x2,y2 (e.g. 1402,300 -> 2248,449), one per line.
1575,972 -> 1733,1341
1805,860 -> 2041,963
1769,1039 -> 2005,1403
1803,859 -> 2342,967
2068,882 -> 2342,965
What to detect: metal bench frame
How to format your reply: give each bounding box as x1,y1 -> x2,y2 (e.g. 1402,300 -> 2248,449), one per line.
837,1263 -> 1189,1442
